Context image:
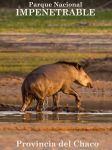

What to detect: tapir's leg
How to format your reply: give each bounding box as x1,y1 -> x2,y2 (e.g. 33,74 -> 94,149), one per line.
62,87 -> 81,110
36,100 -> 39,111
36,99 -> 44,112
53,92 -> 59,109
21,96 -> 32,112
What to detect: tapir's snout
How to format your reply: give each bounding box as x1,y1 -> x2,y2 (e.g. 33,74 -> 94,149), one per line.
87,82 -> 93,88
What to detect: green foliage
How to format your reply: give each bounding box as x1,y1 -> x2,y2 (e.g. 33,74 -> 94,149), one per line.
0,9 -> 112,33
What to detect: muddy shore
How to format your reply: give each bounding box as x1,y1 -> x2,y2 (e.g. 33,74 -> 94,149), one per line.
0,33 -> 112,51
0,122 -> 112,150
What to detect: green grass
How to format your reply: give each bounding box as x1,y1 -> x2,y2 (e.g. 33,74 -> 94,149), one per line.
0,9 -> 112,33
0,51 -> 111,73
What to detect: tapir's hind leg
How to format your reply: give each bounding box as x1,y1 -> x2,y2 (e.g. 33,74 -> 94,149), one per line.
20,95 -> 33,112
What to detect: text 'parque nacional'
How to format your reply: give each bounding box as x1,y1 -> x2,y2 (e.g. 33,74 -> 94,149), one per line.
16,1 -> 95,16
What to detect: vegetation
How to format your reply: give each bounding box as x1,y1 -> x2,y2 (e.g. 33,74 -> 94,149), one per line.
0,7 -> 112,73
0,51 -> 111,73
0,9 -> 112,33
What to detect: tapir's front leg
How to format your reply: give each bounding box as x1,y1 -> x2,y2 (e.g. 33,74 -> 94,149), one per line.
52,92 -> 60,110
62,86 -> 81,111
21,96 -> 32,112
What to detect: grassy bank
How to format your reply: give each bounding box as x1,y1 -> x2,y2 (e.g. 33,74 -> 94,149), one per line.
0,51 -> 111,73
0,9 -> 112,33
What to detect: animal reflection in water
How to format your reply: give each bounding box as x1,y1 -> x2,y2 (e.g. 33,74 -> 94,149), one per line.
22,112 -> 81,122
21,61 -> 93,112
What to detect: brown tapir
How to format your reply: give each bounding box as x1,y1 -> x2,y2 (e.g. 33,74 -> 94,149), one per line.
21,61 -> 93,112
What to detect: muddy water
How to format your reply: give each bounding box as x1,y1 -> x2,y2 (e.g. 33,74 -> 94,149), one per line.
0,99 -> 112,123
0,111 -> 112,123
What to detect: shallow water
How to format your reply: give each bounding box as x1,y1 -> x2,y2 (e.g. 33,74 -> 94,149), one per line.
0,111 -> 112,123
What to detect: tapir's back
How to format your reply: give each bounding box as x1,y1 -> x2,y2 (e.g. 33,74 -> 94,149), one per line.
22,63 -> 72,98
27,63 -> 70,82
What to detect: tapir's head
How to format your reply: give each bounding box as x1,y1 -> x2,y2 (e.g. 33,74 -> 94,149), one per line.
75,64 -> 93,88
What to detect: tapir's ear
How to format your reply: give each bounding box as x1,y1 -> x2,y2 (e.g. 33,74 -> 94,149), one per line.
76,63 -> 82,70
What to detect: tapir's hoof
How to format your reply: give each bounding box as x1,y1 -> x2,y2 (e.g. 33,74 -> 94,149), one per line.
20,108 -> 25,112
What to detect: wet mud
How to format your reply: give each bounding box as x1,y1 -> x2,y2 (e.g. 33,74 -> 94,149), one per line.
0,33 -> 112,51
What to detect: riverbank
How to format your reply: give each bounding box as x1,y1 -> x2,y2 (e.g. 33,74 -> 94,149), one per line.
0,122 -> 111,150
